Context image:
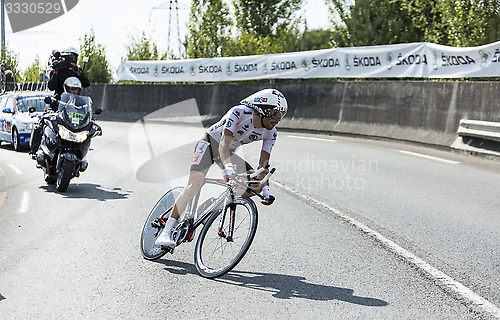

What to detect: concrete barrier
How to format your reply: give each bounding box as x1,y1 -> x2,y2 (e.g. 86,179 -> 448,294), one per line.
83,81 -> 500,148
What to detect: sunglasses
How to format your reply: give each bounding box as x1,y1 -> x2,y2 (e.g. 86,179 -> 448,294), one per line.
264,109 -> 285,120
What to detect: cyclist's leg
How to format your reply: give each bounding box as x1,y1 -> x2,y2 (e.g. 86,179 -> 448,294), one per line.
169,136 -> 216,219
156,137 -> 214,247
170,170 -> 206,220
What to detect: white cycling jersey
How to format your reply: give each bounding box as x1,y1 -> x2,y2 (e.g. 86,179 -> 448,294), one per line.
206,105 -> 277,154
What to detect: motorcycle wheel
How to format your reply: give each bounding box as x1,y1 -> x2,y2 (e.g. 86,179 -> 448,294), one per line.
56,159 -> 75,192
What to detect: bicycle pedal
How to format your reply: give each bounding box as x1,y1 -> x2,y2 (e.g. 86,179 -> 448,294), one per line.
159,245 -> 175,254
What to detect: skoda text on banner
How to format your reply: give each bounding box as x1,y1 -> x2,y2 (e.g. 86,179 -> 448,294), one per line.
117,41 -> 500,82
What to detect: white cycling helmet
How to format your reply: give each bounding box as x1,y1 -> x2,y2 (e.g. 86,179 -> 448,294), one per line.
61,47 -> 79,62
64,76 -> 82,94
240,89 -> 288,120
61,47 -> 79,56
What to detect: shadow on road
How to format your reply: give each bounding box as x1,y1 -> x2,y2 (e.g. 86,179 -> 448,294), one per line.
40,183 -> 131,201
155,259 -> 388,307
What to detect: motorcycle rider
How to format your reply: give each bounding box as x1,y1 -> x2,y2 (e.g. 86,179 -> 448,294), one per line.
155,88 -> 287,249
31,77 -> 84,163
30,47 -> 89,155
61,76 -> 82,96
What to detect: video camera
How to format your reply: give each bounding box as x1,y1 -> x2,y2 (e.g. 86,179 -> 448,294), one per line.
48,50 -> 76,71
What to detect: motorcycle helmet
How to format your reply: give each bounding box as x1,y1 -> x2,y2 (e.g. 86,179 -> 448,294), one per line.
64,77 -> 82,94
240,89 -> 288,120
61,47 -> 79,63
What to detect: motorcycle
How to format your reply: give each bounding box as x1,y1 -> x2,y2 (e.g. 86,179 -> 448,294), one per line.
34,92 -> 102,192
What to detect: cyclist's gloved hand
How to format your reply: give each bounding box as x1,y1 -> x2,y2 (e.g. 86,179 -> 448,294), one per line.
261,186 -> 275,205
222,163 -> 236,182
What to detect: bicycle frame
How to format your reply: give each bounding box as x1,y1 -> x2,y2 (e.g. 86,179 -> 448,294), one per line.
159,164 -> 275,246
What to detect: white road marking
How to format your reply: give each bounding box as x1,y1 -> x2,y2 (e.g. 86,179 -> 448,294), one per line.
399,150 -> 460,164
19,192 -> 29,214
8,164 -> 22,175
287,135 -> 337,142
272,180 -> 500,319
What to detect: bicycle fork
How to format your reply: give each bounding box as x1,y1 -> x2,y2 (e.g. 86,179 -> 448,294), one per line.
218,204 -> 236,242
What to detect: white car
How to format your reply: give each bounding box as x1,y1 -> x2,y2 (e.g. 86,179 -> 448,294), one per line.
0,91 -> 53,151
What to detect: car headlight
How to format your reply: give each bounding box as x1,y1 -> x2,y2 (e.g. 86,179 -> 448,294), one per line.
19,123 -> 33,132
58,125 -> 89,143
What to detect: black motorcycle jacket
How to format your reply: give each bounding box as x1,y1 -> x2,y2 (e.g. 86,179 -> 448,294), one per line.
48,64 -> 90,100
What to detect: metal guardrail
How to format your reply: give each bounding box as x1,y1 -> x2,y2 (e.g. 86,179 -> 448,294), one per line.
457,119 -> 500,142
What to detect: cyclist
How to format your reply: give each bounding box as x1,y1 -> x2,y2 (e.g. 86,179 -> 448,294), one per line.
155,88 -> 288,248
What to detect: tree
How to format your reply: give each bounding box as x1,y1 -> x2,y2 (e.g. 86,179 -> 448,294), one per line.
442,0 -> 500,46
233,0 -> 302,36
186,0 -> 232,58
124,31 -> 160,61
225,32 -> 277,56
326,0 -> 500,47
79,29 -> 112,83
327,0 -> 428,46
300,28 -> 334,51
232,0 -> 303,54
23,55 -> 43,82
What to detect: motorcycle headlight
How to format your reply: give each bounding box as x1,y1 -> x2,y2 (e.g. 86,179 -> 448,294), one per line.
23,123 -> 33,130
58,125 -> 89,143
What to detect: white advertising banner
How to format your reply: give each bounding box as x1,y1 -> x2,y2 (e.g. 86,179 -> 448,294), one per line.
117,41 -> 500,82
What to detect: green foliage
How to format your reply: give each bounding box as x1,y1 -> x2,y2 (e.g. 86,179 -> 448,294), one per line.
79,29 -> 112,83
125,31 -> 160,61
442,0 -> 500,46
327,0 -> 500,47
233,0 -> 302,36
225,32 -> 277,56
231,0 -> 304,54
186,0 -> 232,58
300,29 -> 334,51
185,0 -> 307,58
1,46 -> 21,82
22,55 -> 43,82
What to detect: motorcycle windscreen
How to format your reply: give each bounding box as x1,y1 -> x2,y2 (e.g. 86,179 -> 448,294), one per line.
58,93 -> 92,130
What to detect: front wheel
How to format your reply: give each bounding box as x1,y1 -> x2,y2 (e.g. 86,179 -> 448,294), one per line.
140,187 -> 184,260
195,197 -> 258,278
56,159 -> 75,192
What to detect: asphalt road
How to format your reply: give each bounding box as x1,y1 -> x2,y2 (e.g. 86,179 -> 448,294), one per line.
0,120 -> 498,319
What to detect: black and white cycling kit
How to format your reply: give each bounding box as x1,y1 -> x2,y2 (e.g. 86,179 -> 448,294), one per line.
190,105 -> 277,175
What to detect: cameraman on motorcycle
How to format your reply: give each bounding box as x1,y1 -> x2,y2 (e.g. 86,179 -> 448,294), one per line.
30,47 -> 90,155
48,47 -> 90,100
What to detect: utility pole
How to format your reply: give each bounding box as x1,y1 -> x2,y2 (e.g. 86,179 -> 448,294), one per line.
1,0 -> 5,59
149,0 -> 184,59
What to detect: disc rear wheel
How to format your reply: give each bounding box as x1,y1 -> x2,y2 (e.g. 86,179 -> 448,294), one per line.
141,187 -> 184,260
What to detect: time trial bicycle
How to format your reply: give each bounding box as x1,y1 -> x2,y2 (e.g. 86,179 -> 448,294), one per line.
140,164 -> 275,278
